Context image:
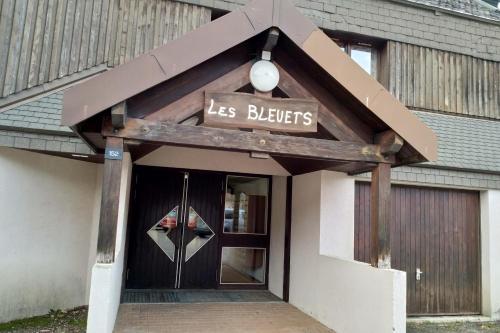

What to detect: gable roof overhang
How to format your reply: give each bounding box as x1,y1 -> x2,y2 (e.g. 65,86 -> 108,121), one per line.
62,0 -> 437,168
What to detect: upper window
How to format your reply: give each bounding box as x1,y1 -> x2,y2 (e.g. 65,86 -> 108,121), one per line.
335,40 -> 377,77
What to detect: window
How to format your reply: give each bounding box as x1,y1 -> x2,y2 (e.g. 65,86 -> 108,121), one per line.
220,247 -> 266,284
224,176 -> 269,235
335,40 -> 377,77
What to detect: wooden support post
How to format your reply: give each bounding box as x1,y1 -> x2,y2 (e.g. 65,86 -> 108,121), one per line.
370,163 -> 392,269
96,137 -> 124,263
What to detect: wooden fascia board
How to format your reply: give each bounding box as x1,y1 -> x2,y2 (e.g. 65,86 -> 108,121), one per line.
299,29 -> 438,162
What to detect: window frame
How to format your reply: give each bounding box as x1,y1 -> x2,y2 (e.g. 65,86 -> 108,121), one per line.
332,39 -> 378,78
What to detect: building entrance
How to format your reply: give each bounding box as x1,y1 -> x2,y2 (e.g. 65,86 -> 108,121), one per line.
126,166 -> 270,289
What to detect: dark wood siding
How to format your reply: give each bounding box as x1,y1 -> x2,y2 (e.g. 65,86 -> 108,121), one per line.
0,0 -> 211,98
355,182 -> 481,316
386,41 -> 500,120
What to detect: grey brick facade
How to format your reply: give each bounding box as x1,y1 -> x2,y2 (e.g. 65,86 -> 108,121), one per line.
414,110 -> 500,173
0,92 -> 70,134
0,90 -> 93,155
0,129 -> 93,155
180,0 -> 500,61
358,165 -> 500,190
404,0 -> 500,21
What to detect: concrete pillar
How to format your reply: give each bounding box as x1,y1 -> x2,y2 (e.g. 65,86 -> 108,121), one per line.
289,171 -> 406,333
87,153 -> 132,333
481,190 -> 500,319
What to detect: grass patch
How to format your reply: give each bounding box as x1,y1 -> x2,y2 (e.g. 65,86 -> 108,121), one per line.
0,307 -> 87,332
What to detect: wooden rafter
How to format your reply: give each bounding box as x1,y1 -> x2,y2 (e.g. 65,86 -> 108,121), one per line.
103,118 -> 395,164
275,62 -> 371,144
145,61 -> 253,123
375,130 -> 404,156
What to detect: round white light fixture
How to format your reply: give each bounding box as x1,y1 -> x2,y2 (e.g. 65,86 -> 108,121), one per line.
249,60 -> 280,92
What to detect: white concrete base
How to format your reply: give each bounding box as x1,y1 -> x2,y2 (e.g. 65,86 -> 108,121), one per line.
86,153 -> 132,333
87,261 -> 124,333
289,171 -> 407,333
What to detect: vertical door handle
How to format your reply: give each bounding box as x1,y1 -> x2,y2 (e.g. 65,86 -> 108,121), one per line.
416,268 -> 423,281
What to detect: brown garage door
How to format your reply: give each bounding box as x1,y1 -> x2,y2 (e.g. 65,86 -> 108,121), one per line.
355,183 -> 481,316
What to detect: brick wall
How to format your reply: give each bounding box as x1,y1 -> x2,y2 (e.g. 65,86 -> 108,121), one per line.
181,0 -> 500,62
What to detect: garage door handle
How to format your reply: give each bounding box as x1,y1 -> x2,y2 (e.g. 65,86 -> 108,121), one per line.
416,268 -> 423,281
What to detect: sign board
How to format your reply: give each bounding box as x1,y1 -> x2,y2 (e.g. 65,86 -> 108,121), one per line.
105,147 -> 123,160
203,92 -> 318,133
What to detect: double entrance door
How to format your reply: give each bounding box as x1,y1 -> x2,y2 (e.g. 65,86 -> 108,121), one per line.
126,166 -> 270,290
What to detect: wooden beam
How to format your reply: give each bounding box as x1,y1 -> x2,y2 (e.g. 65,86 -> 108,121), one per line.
273,155 -> 344,175
375,130 -> 404,156
111,102 -> 127,129
276,62 -> 368,143
370,163 -> 391,269
96,137 -> 124,263
127,143 -> 162,162
103,118 -> 395,164
145,61 -> 253,123
328,161 -> 377,175
282,176 -> 292,302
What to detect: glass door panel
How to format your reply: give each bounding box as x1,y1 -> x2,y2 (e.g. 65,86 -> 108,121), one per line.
220,175 -> 271,287
220,247 -> 266,284
224,176 -> 269,234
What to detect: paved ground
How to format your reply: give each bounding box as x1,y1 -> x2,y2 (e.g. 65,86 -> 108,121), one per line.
2,305 -> 500,332
114,302 -> 335,333
408,321 -> 500,333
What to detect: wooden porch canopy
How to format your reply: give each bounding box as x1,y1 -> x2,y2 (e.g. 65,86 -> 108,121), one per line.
62,0 -> 437,268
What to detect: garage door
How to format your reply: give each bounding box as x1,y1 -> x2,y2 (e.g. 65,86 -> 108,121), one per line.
355,183 -> 481,316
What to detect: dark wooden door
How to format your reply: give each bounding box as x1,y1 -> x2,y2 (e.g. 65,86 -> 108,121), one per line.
355,183 -> 481,316
126,166 -> 224,289
179,171 -> 224,289
126,166 -> 185,289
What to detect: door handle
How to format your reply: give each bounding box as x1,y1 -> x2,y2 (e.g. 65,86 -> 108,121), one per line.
416,268 -> 423,281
